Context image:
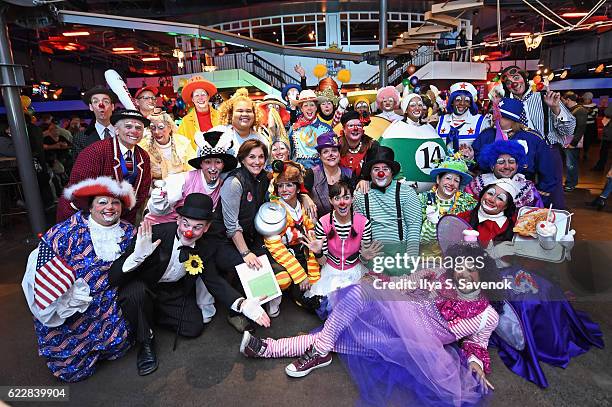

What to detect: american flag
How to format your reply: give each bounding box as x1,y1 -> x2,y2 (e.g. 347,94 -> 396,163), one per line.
34,240 -> 76,310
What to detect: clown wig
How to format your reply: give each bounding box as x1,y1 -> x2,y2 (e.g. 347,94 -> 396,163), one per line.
478,140 -> 527,171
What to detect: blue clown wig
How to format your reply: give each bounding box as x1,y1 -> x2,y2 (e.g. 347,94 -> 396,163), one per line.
478,140 -> 527,171
446,90 -> 479,115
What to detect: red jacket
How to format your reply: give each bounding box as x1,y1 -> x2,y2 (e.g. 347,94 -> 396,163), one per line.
57,137 -> 151,224
457,210 -> 514,248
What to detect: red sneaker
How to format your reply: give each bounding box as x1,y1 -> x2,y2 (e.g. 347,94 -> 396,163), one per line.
285,345 -> 332,378
240,331 -> 267,358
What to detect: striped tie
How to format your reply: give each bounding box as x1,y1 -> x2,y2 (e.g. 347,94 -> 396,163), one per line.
103,128 -> 112,139
519,92 -> 532,126
125,150 -> 133,174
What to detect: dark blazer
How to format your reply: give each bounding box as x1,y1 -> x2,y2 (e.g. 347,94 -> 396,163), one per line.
71,123 -> 102,159
56,136 -> 151,224
109,222 -> 241,309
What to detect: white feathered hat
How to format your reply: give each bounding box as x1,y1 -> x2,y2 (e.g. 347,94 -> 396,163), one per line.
63,176 -> 136,210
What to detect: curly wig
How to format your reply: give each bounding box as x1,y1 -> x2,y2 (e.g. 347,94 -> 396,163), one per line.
218,88 -> 263,129
478,140 -> 527,171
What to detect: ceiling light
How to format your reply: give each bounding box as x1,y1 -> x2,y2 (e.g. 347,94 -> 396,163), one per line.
62,31 -> 90,37
510,32 -> 531,37
112,47 -> 135,52
142,57 -> 161,62
561,12 -> 589,18
595,63 -> 604,73
560,70 -> 568,79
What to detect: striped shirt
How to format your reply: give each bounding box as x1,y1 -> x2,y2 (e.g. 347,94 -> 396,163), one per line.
353,180 -> 422,258
512,90 -> 576,145
314,214 -> 372,267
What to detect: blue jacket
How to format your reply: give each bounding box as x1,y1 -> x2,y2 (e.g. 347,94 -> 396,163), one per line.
472,127 -> 559,194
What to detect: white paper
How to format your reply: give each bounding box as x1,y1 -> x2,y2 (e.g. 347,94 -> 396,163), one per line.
235,255 -> 282,305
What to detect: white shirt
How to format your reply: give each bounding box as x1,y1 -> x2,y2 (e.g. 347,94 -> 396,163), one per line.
95,122 -> 116,140
158,236 -> 193,283
117,140 -> 135,159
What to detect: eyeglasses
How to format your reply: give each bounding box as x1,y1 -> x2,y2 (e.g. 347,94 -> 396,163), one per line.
347,123 -> 363,129
150,123 -> 167,131
138,96 -> 157,101
495,158 -> 517,165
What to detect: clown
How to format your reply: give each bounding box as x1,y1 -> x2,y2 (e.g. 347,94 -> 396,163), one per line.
289,89 -> 332,168
177,76 -> 220,150
258,94 -> 291,165
347,90 -> 377,125
258,160 -> 321,317
466,140 -> 543,208
375,86 -> 403,122
281,83 -> 302,126
378,91 -> 446,192
418,154 -> 478,248
437,82 -> 490,151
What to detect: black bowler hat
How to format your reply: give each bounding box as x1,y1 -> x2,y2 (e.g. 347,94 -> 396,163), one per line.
176,193 -> 214,220
361,146 -> 401,180
82,85 -> 118,104
340,110 -> 361,126
110,109 -> 151,127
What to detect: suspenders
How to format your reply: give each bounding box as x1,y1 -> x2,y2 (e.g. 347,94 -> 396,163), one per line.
364,183 -> 404,241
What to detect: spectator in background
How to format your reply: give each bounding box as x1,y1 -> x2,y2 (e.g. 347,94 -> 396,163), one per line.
561,91 -> 588,192
581,92 -> 599,164
587,106 -> 612,210
457,29 -> 468,62
67,115 -> 81,140
592,106 -> 612,172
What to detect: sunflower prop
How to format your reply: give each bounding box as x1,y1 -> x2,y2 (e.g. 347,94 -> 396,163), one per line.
184,254 -> 204,275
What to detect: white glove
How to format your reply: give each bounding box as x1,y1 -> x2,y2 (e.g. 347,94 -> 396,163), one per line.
149,187 -> 169,213
339,97 -> 349,110
426,206 -> 440,224
559,229 -> 576,260
486,241 -> 516,259
240,297 -> 265,322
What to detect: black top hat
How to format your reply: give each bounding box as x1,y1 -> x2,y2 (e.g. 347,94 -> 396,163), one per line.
82,85 -> 118,104
110,109 -> 151,127
188,130 -> 238,171
361,146 -> 401,180
340,110 -> 361,126
175,193 -> 214,220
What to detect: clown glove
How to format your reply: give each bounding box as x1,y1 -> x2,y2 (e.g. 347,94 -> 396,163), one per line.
486,241 -> 516,259
339,97 -> 349,110
425,206 -> 440,224
149,186 -> 170,214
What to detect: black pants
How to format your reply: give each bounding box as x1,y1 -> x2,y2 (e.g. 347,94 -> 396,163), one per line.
594,140 -> 611,169
117,279 -> 204,343
583,123 -> 598,157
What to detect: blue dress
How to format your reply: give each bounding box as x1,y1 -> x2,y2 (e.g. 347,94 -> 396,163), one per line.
490,267 -> 604,388
33,212 -> 134,382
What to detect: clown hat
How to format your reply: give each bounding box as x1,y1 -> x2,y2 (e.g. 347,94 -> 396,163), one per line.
490,178 -> 520,200
316,87 -> 340,107
134,86 -> 158,99
281,83 -> 302,101
347,90 -> 377,109
63,176 -> 136,210
181,76 -> 217,106
429,154 -> 472,186
291,89 -> 319,107
497,98 -> 527,125
446,82 -> 479,115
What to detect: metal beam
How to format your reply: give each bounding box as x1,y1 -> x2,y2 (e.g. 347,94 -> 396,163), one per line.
378,0 -> 388,87
0,9 -> 46,237
58,10 -> 363,62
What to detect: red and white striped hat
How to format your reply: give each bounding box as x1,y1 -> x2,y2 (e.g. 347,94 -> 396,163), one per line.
63,176 -> 136,210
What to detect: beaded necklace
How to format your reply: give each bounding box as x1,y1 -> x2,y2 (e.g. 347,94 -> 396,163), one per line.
428,185 -> 461,215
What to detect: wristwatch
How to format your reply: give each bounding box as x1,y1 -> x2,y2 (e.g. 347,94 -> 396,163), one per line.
240,249 -> 252,257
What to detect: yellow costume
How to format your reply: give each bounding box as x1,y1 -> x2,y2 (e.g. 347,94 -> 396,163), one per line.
177,107 -> 220,150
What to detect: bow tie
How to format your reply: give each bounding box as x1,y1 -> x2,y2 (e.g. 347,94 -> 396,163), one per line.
178,245 -> 197,263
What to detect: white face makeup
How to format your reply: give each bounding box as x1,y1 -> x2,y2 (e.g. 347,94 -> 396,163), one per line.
192,89 -> 210,111
371,163 -> 393,188
116,119 -> 145,148
481,185 -> 509,215
199,158 -> 224,184
90,196 -> 122,226
437,173 -> 461,198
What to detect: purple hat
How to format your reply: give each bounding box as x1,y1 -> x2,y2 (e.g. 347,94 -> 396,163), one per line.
315,131 -> 341,151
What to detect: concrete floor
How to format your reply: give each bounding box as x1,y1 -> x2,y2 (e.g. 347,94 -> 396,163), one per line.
0,154 -> 611,407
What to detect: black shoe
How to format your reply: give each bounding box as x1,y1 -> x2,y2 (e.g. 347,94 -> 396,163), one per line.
137,338 -> 158,376
594,197 -> 607,211
227,314 -> 255,333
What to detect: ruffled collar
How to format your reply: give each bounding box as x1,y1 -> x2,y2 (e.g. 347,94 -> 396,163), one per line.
436,276 -> 489,323
88,216 -> 125,262
477,206 -> 507,228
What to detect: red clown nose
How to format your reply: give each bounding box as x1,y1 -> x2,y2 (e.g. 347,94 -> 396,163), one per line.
98,103 -> 105,109
377,171 -> 386,178
183,230 -> 194,239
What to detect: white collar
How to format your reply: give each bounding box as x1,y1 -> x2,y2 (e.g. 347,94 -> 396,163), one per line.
87,216 -> 124,262
117,140 -> 134,156
282,199 -> 303,221
95,122 -> 115,138
477,206 -> 508,228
